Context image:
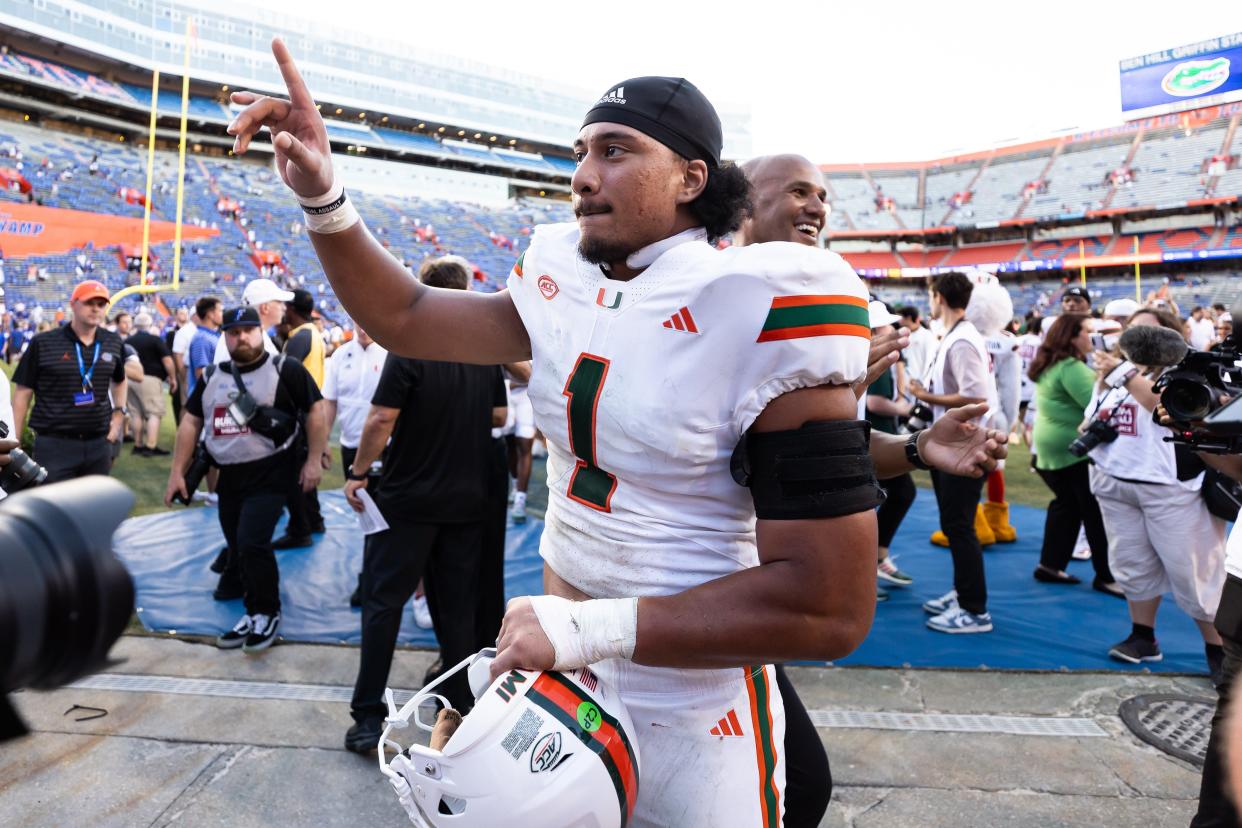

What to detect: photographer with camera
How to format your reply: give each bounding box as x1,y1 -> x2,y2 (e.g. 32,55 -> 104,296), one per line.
1028,313 -> 1117,592
164,306 -> 327,653
1086,307 -> 1226,677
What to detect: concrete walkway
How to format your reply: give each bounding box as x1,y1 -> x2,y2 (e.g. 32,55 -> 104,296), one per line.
0,635 -> 1210,827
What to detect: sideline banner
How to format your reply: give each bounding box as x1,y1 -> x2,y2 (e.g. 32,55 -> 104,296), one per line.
0,201 -> 216,257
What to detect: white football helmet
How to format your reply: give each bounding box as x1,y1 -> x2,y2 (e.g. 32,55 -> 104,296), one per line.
379,649 -> 640,827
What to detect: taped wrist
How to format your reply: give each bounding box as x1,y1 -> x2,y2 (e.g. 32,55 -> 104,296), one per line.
731,419 -> 885,520
528,595 -> 638,670
297,179 -> 360,234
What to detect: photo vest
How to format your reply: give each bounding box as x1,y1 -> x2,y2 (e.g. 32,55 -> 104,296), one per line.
201,357 -> 298,465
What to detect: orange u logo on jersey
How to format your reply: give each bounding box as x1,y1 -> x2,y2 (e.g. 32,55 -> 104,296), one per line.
596,288 -> 622,310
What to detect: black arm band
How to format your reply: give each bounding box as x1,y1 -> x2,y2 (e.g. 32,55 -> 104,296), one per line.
731,420 -> 885,520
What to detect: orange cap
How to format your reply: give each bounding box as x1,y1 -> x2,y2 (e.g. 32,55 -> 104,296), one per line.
71,280 -> 110,303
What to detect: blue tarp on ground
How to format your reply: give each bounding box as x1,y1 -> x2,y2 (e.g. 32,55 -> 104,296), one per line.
114,490 -> 1209,675
114,490 -> 543,647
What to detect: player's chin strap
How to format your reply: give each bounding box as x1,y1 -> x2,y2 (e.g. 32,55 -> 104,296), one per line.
378,648 -> 497,790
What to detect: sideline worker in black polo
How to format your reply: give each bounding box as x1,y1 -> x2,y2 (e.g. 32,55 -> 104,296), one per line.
165,306 -> 328,653
10,280 -> 128,483
126,311 -> 177,456
342,256 -> 507,752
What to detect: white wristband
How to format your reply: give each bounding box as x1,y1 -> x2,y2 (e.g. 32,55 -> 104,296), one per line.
1104,360 -> 1138,389
297,180 -> 359,234
528,595 -> 639,670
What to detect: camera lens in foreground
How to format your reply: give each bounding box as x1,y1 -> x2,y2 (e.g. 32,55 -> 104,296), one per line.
1163,378 -> 1216,422
0,477 -> 135,693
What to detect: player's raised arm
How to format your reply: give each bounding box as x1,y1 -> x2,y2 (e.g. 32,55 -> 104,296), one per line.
227,38 -> 529,365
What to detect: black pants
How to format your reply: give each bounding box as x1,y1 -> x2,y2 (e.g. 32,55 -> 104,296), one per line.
170,386 -> 182,425
340,445 -> 357,480
930,469 -> 988,614
1035,461 -> 1113,580
1194,577 -> 1242,827
352,516 -> 485,720
216,488 -> 285,616
33,434 -> 113,484
285,483 -> 322,537
477,437 -> 510,648
877,472 -> 916,548
776,665 -> 832,827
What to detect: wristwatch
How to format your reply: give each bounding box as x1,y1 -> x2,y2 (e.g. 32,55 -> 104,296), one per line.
112,406 -> 129,416
905,432 -> 931,471
346,465 -> 368,482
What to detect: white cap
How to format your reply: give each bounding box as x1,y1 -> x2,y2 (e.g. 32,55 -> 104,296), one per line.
868,299 -> 902,328
242,278 -> 294,306
1103,298 -> 1140,319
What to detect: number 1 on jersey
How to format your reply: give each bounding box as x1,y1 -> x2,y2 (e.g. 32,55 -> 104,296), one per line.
563,353 -> 617,512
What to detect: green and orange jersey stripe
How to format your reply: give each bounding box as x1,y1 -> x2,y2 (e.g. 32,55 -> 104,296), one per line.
512,251 -> 525,278
744,666 -> 781,828
756,294 -> 870,342
525,672 -> 639,826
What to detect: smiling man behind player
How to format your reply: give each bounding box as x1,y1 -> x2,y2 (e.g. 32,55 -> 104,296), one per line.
230,44 -> 883,826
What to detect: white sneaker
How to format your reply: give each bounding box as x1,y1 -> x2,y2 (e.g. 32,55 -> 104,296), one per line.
511,491 -> 527,525
922,590 -> 959,615
202,492 -> 219,506
412,594 -> 433,629
926,606 -> 993,634
192,491 -> 212,503
1072,546 -> 1092,561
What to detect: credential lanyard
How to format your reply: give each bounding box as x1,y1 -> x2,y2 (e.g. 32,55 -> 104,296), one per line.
76,342 -> 100,393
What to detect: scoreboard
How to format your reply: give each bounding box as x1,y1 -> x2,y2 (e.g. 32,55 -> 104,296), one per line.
1120,32 -> 1242,119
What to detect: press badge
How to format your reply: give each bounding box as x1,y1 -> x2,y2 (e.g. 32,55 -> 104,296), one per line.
73,390 -> 94,406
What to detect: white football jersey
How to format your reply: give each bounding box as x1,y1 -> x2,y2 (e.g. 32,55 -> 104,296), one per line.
507,224 -> 870,599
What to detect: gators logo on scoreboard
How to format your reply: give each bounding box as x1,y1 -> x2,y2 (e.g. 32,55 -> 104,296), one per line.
1161,57 -> 1230,97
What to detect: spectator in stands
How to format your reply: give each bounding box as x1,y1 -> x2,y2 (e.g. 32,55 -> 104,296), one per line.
125,312 -> 176,456
212,278 -> 290,365
1028,313 -> 1117,593
322,322 -> 388,606
898,306 -> 934,385
866,301 -> 916,601
186,296 -> 222,398
165,306 -> 327,654
909,272 -> 996,634
1189,306 -> 1216,351
1060,285 -> 1091,314
272,288 -> 327,550
1088,308 -> 1226,680
341,257 -> 507,751
9,280 -> 128,483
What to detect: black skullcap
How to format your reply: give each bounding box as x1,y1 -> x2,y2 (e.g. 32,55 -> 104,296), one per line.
581,77 -> 723,168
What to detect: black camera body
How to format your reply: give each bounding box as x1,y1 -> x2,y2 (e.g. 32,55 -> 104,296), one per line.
0,421 -> 47,494
0,477 -> 135,741
171,441 -> 214,506
1156,310 -> 1242,454
1068,417 -> 1121,458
